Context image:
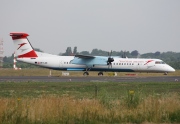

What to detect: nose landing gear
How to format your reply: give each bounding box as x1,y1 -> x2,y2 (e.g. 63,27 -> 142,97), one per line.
164,72 -> 168,75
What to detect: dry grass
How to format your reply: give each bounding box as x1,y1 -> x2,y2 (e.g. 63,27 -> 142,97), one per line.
0,93 -> 180,123
0,68 -> 179,77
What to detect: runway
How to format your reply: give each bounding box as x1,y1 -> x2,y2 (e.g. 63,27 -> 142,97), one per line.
0,76 -> 179,83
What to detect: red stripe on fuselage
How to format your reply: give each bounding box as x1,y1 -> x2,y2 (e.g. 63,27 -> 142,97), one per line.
144,60 -> 153,65
18,50 -> 38,58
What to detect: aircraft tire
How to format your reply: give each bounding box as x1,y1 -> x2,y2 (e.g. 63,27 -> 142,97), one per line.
83,72 -> 89,76
98,72 -> 103,76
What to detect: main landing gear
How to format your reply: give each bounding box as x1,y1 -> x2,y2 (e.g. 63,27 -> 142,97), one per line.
83,66 -> 104,76
98,71 -> 103,76
83,67 -> 90,76
83,71 -> 103,76
83,71 -> 89,76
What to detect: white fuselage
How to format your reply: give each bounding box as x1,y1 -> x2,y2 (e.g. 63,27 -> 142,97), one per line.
17,52 -> 175,73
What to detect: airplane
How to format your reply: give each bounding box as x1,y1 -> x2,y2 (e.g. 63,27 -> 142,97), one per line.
10,32 -> 175,76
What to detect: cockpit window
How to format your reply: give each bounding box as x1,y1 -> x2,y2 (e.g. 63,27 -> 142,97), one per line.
155,61 -> 165,64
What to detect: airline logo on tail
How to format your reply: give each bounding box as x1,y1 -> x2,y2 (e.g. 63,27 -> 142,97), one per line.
10,32 -> 38,58
18,43 -> 27,50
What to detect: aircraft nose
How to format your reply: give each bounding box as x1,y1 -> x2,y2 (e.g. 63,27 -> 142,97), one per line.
169,66 -> 175,72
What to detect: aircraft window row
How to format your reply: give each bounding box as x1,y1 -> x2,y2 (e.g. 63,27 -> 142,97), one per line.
113,63 -> 134,65
155,61 -> 165,64
64,62 -> 69,64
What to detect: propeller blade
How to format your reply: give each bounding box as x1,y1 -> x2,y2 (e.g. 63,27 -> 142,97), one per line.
107,50 -> 114,69
110,50 -> 112,57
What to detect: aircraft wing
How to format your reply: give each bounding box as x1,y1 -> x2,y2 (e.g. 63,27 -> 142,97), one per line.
71,55 -> 107,67
75,54 -> 95,59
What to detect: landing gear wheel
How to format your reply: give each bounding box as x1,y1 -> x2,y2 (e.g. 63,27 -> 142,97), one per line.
98,72 -> 103,76
164,72 -> 168,75
83,71 -> 89,76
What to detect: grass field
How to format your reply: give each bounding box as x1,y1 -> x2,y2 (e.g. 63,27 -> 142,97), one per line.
0,81 -> 180,123
0,68 -> 180,123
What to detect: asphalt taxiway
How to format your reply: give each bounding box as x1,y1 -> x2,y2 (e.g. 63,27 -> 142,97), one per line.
0,76 -> 179,83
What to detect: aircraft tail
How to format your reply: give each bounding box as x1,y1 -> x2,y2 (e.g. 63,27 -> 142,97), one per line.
10,32 -> 38,58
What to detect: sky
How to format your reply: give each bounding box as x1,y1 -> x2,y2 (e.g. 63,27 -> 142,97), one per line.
0,0 -> 180,56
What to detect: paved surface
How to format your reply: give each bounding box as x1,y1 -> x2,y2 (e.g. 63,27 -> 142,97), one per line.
0,76 -> 179,83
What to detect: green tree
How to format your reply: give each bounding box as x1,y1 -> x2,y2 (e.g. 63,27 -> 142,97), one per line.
131,50 -> 139,57
154,51 -> 161,56
34,48 -> 43,52
80,51 -> 90,55
73,46 -> 77,55
62,47 -> 72,56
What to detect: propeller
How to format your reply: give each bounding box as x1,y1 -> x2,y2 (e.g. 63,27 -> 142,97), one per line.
121,50 -> 127,58
107,50 -> 114,68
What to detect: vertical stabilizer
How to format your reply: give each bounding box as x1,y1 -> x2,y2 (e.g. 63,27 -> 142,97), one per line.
10,32 -> 38,58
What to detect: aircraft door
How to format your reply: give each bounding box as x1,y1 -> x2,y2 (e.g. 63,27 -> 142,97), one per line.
137,63 -> 140,70
136,63 -> 142,71
146,61 -> 155,71
59,60 -> 64,67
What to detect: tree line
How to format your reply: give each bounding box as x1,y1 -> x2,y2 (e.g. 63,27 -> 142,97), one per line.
2,47 -> 180,69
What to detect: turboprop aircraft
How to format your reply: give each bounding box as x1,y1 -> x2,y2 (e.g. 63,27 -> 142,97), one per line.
10,32 -> 175,76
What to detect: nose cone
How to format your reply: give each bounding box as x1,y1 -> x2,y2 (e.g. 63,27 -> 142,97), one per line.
168,66 -> 175,72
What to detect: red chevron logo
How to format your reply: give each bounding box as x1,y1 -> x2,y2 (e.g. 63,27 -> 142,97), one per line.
144,60 -> 153,65
17,43 -> 27,50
